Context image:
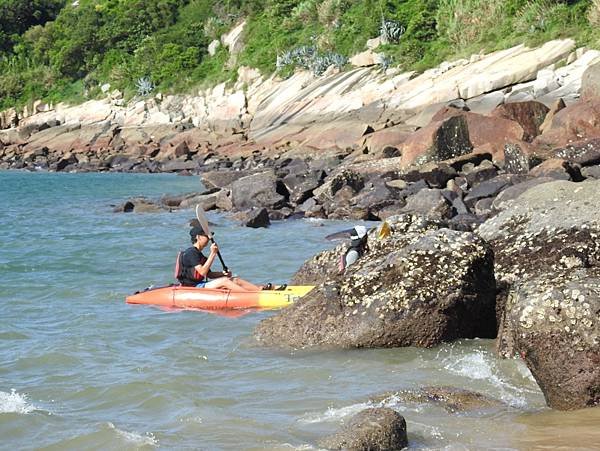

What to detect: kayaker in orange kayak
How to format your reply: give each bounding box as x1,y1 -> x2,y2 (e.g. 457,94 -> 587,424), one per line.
176,226 -> 264,291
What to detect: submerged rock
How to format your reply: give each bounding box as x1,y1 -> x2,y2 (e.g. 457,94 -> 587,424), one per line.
371,386 -> 506,413
256,214 -> 496,349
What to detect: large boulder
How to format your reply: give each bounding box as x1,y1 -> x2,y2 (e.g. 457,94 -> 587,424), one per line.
230,170 -> 287,210
534,99 -> 600,149
491,101 -> 549,142
399,115 -> 473,167
256,215 -> 496,349
478,179 -> 600,409
318,408 -> 408,451
430,109 -> 526,160
402,188 -> 452,219
503,270 -> 600,410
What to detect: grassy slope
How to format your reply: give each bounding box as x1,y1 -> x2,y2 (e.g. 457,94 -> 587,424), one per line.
0,0 -> 598,111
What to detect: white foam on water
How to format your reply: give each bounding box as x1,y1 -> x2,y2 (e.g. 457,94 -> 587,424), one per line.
298,394 -> 414,425
442,349 -> 528,408
107,422 -> 158,447
0,389 -> 36,414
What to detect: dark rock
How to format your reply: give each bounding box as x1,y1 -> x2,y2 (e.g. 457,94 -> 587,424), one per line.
464,175 -> 514,204
282,169 -> 325,205
308,155 -> 344,173
179,189 -> 225,210
330,170 -> 365,196
446,152 -> 493,172
161,159 -> 198,172
350,181 -> 395,219
451,197 -> 470,215
398,179 -> 429,198
400,115 -> 473,167
107,154 -> 138,171
245,208 -> 271,228
402,188 -> 452,219
448,213 -> 482,232
492,101 -> 549,142
113,197 -> 162,213
503,143 -> 531,174
55,153 -> 78,171
402,162 -> 457,188
529,158 -> 575,181
201,169 -> 253,190
231,170 -> 286,210
258,215 -> 497,349
440,189 -> 459,204
382,146 -> 401,158
268,207 -> 294,220
462,162 -> 499,187
554,138 -> 600,166
318,408 -> 407,451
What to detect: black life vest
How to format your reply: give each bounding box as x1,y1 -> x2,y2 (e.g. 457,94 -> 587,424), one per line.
174,250 -> 205,285
338,235 -> 368,272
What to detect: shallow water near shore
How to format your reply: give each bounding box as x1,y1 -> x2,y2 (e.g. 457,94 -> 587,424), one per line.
1,171 -> 599,450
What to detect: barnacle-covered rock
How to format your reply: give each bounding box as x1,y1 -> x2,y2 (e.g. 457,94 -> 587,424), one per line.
505,270 -> 600,410
257,214 -> 496,348
478,179 -> 600,410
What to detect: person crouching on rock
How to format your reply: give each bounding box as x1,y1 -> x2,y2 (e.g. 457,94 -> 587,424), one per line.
339,225 -> 369,272
176,226 -> 263,291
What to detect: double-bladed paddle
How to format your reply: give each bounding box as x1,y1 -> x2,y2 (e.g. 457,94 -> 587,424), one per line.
195,204 -> 228,272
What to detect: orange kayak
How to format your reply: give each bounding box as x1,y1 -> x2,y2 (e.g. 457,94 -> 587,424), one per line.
126,285 -> 314,310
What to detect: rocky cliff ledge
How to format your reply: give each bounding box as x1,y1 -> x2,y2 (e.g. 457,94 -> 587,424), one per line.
1,39 -> 598,176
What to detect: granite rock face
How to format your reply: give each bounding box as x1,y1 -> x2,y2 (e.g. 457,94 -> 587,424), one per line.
256,215 -> 496,349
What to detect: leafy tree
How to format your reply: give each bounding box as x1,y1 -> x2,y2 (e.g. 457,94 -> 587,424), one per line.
0,0 -> 65,52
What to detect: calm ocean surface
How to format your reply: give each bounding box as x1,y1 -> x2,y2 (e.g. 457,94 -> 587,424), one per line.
1,171 -> 599,450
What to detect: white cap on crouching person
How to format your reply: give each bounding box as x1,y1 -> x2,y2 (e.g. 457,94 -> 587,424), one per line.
351,225 -> 367,239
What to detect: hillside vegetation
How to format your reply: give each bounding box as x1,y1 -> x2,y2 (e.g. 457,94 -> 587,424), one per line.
0,0 -> 598,110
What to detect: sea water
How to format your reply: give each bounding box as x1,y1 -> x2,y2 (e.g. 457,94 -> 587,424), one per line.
1,171 -> 599,450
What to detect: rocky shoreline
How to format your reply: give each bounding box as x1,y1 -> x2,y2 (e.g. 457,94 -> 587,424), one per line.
2,38 -> 600,448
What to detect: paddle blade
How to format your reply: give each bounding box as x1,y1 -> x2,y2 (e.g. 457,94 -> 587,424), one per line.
195,204 -> 212,237
378,221 -> 391,240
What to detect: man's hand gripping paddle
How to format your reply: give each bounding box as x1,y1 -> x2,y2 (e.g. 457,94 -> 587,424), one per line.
196,204 -> 228,273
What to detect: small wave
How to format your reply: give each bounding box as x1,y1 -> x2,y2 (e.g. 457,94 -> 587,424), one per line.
442,349 -> 528,408
107,422 -> 158,447
298,394 -> 411,424
0,389 -> 36,414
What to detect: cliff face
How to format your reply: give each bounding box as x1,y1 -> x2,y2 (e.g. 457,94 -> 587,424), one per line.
1,39 -> 599,172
